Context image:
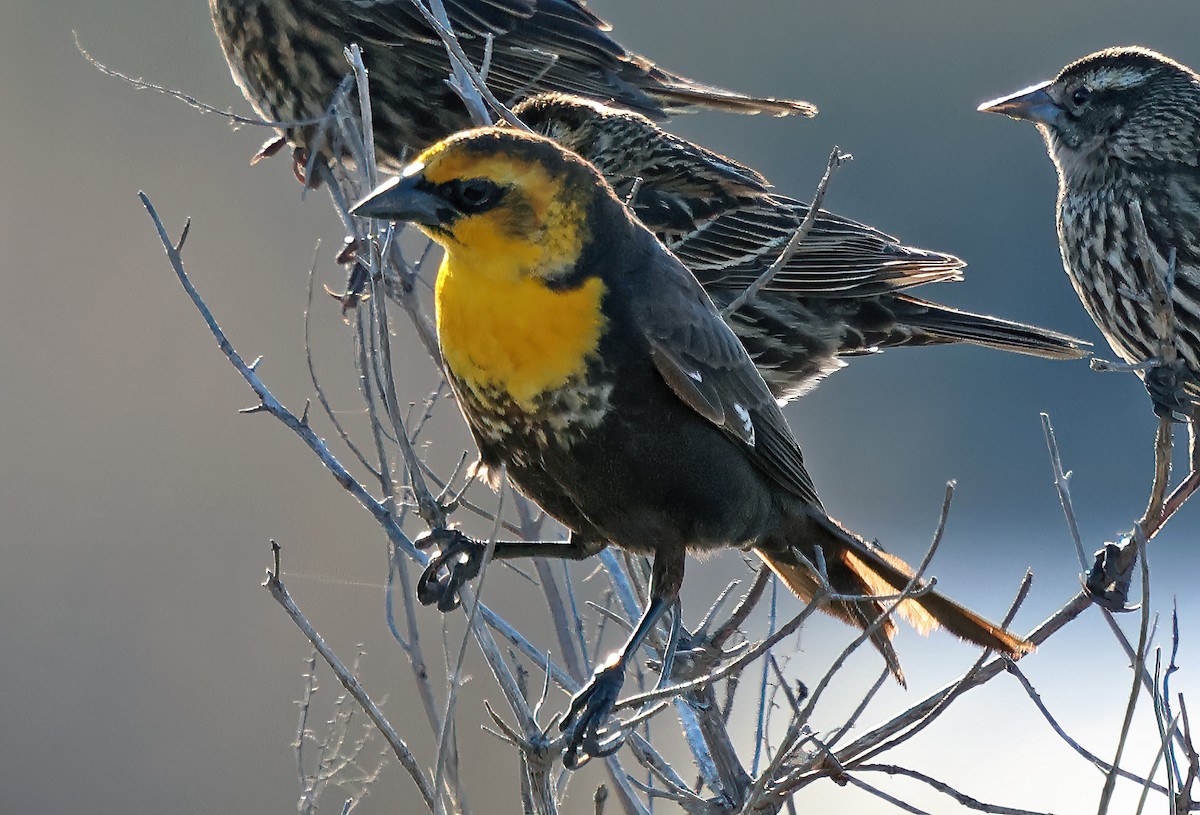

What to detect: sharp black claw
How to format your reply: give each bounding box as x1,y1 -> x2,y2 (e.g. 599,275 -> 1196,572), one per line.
1146,363 -> 1195,422
560,660 -> 627,769
415,529 -> 483,611
1084,538 -> 1140,612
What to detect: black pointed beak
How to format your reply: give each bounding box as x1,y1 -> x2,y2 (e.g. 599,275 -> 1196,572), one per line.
351,170 -> 451,227
977,80 -> 1062,126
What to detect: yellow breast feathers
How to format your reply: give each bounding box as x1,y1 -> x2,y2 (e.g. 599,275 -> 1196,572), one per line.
436,258 -> 607,406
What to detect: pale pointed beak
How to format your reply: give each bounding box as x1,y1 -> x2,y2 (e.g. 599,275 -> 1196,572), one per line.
978,80 -> 1062,126
351,172 -> 452,227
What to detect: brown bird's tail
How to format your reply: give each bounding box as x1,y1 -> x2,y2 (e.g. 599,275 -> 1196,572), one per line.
649,82 -> 818,118
890,294 -> 1089,361
754,512 -> 1031,686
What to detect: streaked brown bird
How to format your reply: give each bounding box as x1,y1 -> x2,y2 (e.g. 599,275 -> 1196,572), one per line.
980,47 -> 1200,419
514,93 -> 1088,400
208,0 -> 815,172
351,128 -> 1032,767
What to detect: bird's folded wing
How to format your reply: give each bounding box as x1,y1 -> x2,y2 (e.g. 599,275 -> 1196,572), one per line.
671,195 -> 964,297
342,0 -> 641,87
635,258 -> 824,508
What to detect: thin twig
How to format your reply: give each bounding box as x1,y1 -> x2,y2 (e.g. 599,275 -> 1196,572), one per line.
76,33 -> 322,129
1135,714 -> 1181,815
1041,413 -> 1089,571
265,543 -> 436,810
832,590 -> 1091,769
1005,661 -> 1167,795
752,483 -> 957,807
721,148 -> 849,319
853,764 -> 1055,815
433,478 -> 507,815
1097,529 -> 1152,814
850,569 -> 1034,763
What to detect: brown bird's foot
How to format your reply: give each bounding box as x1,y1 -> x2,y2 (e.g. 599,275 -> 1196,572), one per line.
1145,362 -> 1195,422
560,658 -> 627,769
415,528 -> 484,612
1084,537 -> 1140,612
250,134 -> 289,166
327,245 -> 371,314
292,147 -> 323,190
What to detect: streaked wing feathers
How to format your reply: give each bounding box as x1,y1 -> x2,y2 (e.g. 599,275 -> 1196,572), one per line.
665,195 -> 964,297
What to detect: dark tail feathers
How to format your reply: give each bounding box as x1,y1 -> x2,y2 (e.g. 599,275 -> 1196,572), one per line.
650,83 -> 817,118
754,512 -> 1031,686
893,294 -> 1089,360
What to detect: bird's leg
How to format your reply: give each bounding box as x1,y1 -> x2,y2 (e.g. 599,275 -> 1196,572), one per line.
656,600 -> 683,690
1139,416 -> 1175,531
1090,416 -> 1200,609
1153,417 -> 1200,536
334,257 -> 372,313
560,549 -> 683,769
415,528 -> 603,612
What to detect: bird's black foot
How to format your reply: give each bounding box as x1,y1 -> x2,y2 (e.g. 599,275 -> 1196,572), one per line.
560,659 -> 627,769
415,528 -> 484,611
1084,537 -> 1139,612
1145,362 -> 1195,422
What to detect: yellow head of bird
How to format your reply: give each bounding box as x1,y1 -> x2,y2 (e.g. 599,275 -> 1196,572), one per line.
353,128 -> 608,282
353,128 -> 621,407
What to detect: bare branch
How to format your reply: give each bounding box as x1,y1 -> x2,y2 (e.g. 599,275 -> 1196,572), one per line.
1041,413 -> 1089,571
1005,661 -> 1167,794
853,764 -> 1055,815
1098,530 -> 1152,814
76,32 -> 322,129
721,148 -> 850,319
265,543 -> 436,810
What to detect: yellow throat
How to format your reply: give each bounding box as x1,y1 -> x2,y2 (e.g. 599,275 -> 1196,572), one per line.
435,252 -> 607,407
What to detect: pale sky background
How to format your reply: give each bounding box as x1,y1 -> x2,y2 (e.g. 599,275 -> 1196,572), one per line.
3,2 -> 1200,813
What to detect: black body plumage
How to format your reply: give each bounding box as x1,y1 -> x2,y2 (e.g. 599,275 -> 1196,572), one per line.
351,129 -> 1032,765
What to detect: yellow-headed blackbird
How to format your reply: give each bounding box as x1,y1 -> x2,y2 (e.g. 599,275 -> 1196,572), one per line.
208,0 -> 815,170
351,128 -> 1031,767
980,47 -> 1200,419
514,93 -> 1088,400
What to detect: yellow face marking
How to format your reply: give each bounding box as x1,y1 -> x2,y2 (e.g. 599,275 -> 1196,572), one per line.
415,134 -> 606,405
414,138 -> 590,278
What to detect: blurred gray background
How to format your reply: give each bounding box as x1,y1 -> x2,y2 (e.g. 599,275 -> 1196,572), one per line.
3,1 -> 1199,812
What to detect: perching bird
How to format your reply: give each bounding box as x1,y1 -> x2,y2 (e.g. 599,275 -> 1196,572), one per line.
512,93 -> 1087,400
208,0 -> 815,173
979,46 -> 1200,419
351,128 -> 1032,767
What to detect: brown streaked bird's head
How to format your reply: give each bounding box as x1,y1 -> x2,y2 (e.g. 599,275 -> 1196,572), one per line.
511,93 -> 623,165
979,47 -> 1200,185
512,92 -> 770,231
352,128 -> 624,283
514,92 -> 769,192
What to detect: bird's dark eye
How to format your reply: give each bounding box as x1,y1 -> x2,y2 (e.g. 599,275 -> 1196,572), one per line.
446,178 -> 502,213
1071,85 -> 1093,106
